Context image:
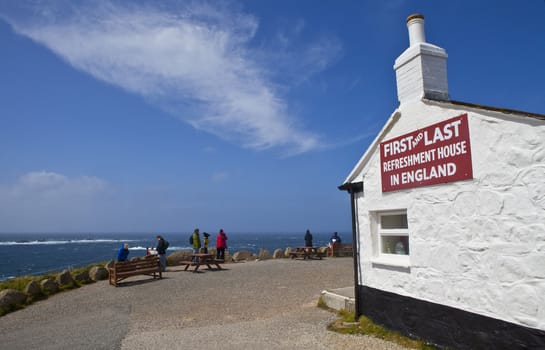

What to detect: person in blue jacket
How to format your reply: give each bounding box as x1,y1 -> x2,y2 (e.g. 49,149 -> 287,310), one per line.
117,243 -> 130,261
329,232 -> 342,257
330,232 -> 342,244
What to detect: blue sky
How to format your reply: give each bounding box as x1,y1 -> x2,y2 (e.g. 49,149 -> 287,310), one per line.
0,1 -> 544,233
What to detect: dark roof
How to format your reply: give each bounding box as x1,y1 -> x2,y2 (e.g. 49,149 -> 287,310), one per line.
338,181 -> 363,193
431,99 -> 545,121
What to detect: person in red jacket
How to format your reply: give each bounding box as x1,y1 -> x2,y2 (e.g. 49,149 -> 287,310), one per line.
216,229 -> 228,260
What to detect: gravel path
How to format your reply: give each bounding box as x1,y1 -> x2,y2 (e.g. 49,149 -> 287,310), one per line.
0,258 -> 406,349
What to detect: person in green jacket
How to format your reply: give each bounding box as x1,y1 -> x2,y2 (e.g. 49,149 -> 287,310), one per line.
192,228 -> 201,262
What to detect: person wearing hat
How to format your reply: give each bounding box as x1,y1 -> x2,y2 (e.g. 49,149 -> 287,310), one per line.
202,232 -> 210,253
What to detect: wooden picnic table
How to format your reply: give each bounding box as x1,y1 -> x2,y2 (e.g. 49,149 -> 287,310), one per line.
180,253 -> 223,272
288,246 -> 325,260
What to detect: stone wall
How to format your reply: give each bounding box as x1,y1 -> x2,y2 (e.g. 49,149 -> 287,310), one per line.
354,100 -> 545,330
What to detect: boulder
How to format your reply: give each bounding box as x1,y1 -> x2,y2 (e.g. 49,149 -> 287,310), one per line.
273,249 -> 285,259
24,280 -> 42,297
258,249 -> 272,260
284,247 -> 293,257
40,278 -> 59,294
232,250 -> 256,262
89,266 -> 109,281
167,250 -> 193,265
56,270 -> 75,286
223,251 -> 232,262
0,289 -> 27,309
73,270 -> 91,284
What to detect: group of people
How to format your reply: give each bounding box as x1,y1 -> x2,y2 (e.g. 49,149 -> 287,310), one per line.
116,229 -> 229,272
303,230 -> 343,257
303,230 -> 342,248
117,229 -> 342,271
189,228 -> 228,261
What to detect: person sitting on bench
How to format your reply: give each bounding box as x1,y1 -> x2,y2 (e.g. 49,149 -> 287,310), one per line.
329,232 -> 341,256
117,243 -> 130,261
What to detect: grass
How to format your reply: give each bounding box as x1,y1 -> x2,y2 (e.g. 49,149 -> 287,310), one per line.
327,309 -> 437,350
0,261 -> 109,317
0,276 -> 38,292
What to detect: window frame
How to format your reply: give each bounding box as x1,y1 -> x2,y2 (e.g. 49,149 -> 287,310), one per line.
372,209 -> 410,268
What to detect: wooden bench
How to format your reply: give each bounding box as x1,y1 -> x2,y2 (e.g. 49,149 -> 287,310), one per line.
289,247 -> 325,260
329,243 -> 354,257
288,251 -> 307,259
109,256 -> 162,286
339,243 -> 354,257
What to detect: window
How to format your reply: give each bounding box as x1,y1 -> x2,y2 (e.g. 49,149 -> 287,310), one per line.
379,212 -> 409,255
372,210 -> 410,268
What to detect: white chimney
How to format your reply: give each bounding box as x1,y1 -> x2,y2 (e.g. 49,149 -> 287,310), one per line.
394,14 -> 449,105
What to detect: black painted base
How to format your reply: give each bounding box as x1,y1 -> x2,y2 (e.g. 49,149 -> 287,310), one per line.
358,285 -> 545,349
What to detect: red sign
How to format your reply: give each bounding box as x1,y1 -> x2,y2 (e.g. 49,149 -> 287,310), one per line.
380,114 -> 473,192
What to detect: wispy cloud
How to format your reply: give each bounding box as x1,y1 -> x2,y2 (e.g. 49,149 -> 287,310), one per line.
1,1 -> 343,155
0,171 -> 109,231
3,171 -> 107,198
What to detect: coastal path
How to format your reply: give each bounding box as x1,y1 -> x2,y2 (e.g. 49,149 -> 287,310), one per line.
0,258 -> 407,350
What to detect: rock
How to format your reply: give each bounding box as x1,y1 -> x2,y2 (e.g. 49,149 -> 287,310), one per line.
73,270 -> 91,284
40,278 -> 59,294
273,249 -> 285,259
284,247 -> 293,257
0,289 -> 27,309
105,260 -> 115,269
167,250 -> 193,265
232,250 -> 257,262
258,249 -> 272,260
89,266 -> 109,281
56,270 -> 75,286
24,280 -> 42,297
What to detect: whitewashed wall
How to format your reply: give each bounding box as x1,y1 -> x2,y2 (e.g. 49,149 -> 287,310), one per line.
354,100 -> 545,330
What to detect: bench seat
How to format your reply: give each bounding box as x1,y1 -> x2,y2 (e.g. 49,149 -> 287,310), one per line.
289,250 -> 325,260
329,243 -> 353,257
109,256 -> 162,287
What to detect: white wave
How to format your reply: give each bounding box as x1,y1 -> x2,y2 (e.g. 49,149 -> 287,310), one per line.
129,246 -> 189,251
0,239 -> 138,246
169,246 -> 190,250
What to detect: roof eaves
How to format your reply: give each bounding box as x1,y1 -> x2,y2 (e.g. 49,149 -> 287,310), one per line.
341,109 -> 401,186
338,181 -> 363,193
424,98 -> 545,121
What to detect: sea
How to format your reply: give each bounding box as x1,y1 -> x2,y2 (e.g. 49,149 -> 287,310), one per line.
0,231 -> 350,281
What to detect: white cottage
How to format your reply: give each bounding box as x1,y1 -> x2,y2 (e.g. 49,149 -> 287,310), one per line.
339,14 -> 545,349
